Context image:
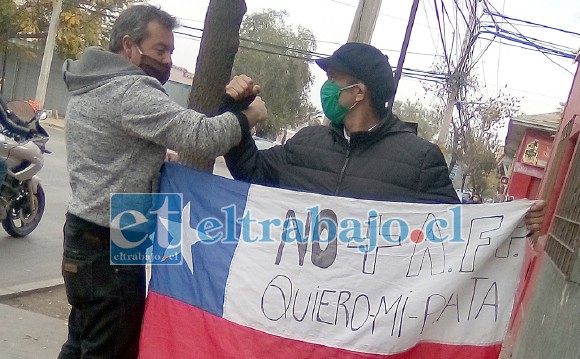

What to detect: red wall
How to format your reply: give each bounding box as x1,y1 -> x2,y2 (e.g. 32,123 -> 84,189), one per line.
538,61 -> 580,232
506,58 -> 580,348
506,130 -> 554,200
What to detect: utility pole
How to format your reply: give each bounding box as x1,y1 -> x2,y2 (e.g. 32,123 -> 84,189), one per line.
388,0 -> 420,111
437,84 -> 460,147
35,0 -> 63,108
348,0 -> 382,43
436,0 -> 478,147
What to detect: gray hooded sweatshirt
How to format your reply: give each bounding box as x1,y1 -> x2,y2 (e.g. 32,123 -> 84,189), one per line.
63,47 -> 242,227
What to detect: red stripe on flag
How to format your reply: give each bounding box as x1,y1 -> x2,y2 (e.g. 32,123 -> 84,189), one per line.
140,292 -> 502,359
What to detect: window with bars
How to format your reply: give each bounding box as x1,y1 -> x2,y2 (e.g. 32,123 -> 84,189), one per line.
545,135 -> 580,283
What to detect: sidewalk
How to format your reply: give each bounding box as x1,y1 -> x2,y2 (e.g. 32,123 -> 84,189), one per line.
1,113 -> 66,358
42,116 -> 65,130
0,115 -> 67,358
0,302 -> 67,359
0,267 -> 152,359
0,280 -> 68,359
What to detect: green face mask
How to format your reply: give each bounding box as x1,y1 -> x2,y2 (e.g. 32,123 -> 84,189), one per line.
320,80 -> 358,126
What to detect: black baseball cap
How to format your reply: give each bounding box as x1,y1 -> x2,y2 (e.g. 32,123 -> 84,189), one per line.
316,42 -> 395,110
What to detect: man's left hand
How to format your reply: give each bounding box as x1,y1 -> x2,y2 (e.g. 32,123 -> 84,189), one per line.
226,75 -> 261,101
525,200 -> 546,234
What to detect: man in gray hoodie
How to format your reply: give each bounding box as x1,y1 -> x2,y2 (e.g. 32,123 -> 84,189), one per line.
58,5 -> 266,359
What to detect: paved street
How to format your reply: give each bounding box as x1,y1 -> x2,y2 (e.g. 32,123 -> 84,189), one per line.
0,122 -> 234,358
0,126 -> 68,296
0,125 -> 69,359
0,124 -> 232,296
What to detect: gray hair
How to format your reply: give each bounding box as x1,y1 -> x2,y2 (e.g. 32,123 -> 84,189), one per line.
109,5 -> 178,53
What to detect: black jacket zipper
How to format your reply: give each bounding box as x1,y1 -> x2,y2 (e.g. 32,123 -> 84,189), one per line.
334,146 -> 351,195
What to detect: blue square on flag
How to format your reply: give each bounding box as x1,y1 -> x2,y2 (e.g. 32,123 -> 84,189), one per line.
110,193 -> 183,265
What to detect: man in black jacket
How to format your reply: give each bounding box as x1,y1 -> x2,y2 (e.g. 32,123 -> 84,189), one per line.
225,42 -> 545,231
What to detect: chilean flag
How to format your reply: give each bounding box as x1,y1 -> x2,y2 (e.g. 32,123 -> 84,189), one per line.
139,163 -> 530,358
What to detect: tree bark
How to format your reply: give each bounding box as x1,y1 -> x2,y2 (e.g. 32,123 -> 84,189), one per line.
0,45 -> 7,95
179,0 -> 247,171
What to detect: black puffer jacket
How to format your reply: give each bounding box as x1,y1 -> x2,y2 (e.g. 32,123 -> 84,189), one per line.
225,113 -> 459,204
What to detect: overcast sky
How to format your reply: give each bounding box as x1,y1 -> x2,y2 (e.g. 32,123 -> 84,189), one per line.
148,0 -> 580,119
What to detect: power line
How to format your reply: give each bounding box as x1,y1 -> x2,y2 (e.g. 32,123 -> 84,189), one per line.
179,25 -> 204,32
53,1 -> 452,83
179,23 -> 347,50
180,24 -> 443,60
495,0 -> 505,96
176,16 -> 205,25
478,34 -> 574,57
57,1 -> 448,64
440,0 -> 457,58
478,19 -> 553,30
478,35 -> 576,76
463,0 -> 477,19
481,25 -> 577,53
441,1 -> 457,33
239,36 -> 323,58
239,44 -> 316,61
380,48 -> 443,57
452,0 -> 469,27
201,32 -> 440,58
433,0 -> 452,74
330,0 -> 445,32
478,57 -> 489,97
482,0 -> 576,75
422,0 -> 441,57
179,25 -> 322,58
452,1 -> 461,60
174,32 -> 201,41
175,29 -> 448,83
479,30 -> 576,60
483,10 -> 580,37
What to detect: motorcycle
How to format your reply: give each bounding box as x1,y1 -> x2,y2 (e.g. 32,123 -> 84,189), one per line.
0,95 -> 49,237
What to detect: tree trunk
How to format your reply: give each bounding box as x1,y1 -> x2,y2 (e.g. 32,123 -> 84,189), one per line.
0,44 -> 7,95
179,0 -> 247,170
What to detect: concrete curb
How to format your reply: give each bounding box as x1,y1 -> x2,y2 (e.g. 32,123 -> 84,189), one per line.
0,278 -> 64,300
42,118 -> 65,130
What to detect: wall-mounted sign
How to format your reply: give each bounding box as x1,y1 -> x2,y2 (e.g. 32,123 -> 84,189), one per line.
520,135 -> 552,168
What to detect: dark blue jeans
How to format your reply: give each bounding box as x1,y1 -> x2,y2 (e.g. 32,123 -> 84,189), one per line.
58,213 -> 146,359
0,158 -> 7,183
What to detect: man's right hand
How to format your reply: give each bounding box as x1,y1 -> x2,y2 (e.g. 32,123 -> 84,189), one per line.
242,96 -> 267,128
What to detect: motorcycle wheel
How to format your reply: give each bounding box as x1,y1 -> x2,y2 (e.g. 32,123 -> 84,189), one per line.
2,183 -> 45,237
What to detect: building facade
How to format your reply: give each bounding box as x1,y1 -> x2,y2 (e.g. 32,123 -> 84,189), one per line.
504,54 -> 580,359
